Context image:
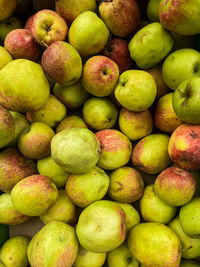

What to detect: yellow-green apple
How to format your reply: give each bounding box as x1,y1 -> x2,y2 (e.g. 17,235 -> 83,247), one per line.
0,46 -> 12,69
73,246 -> 106,267
169,217 -> 200,259
40,189 -> 78,225
119,107 -> 153,141
42,41 -> 82,86
108,167 -> 144,203
102,37 -> 133,74
0,193 -> 30,225
17,122 -> 55,160
154,92 -> 182,132
11,174 -> 58,216
128,222 -> 181,266
95,129 -> 132,170
31,9 -> 68,47
26,94 -> 67,128
81,55 -> 119,97
0,0 -> 17,21
76,200 -> 126,252
0,105 -> 15,148
147,0 -> 161,22
66,166 -> 109,207
140,184 -> 177,224
154,167 -> 196,206
146,64 -> 169,99
114,70 -> 157,111
4,29 -> 41,61
0,236 -> 29,267
0,59 -> 50,112
28,221 -> 78,267
132,134 -> 171,174
179,197 -> 200,237
83,97 -> 118,130
37,155 -> 70,188
56,116 -> 87,133
173,78 -> 200,124
99,0 -> 140,37
68,11 -> 109,56
168,124 -> 200,170
53,81 -> 89,109
0,148 -> 37,193
128,22 -> 173,69
56,0 -> 97,25
180,260 -> 200,267
107,242 -> 140,267
162,48 -> 200,90
51,128 -> 101,174
159,0 -> 200,35
0,17 -> 23,41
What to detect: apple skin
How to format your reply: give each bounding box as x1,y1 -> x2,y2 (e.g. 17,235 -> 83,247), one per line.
159,0 -> 200,36
0,17 -> 23,41
101,37 -> 133,74
154,92 -> 182,133
95,129 -> 132,170
99,0 -> 140,38
31,9 -> 68,47
0,0 -> 17,21
0,46 -> 12,70
168,124 -> 200,170
162,48 -> 200,90
56,116 -> 87,133
42,41 -> 82,86
81,55 -> 119,97
4,29 -> 41,61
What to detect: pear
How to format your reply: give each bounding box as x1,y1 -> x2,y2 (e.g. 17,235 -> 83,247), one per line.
0,46 -> 12,69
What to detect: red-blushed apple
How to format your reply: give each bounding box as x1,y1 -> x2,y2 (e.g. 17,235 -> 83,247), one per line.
42,41 -> 82,86
95,129 -> 132,170
101,37 -> 133,74
154,92 -> 182,133
31,9 -> 68,47
4,29 -> 41,61
99,0 -> 140,38
81,55 -> 119,97
119,107 -> 153,141
0,17 -> 23,41
154,167 -> 196,206
0,0 -> 17,21
0,46 -> 12,70
56,116 -> 87,133
132,134 -> 171,174
0,148 -> 37,193
25,13 -> 35,31
168,124 -> 200,170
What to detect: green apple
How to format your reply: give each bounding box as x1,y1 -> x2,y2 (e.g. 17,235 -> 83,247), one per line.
147,0 -> 161,22
0,46 -> 12,69
0,0 -> 17,21
56,116 -> 87,133
68,11 -> 109,56
114,70 -> 157,111
162,48 -> 200,90
128,22 -> 173,69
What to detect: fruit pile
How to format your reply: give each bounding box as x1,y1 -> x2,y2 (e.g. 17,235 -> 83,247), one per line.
1,0 -> 200,266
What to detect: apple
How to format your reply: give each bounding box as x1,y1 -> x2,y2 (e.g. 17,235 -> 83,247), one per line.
68,11 -> 109,56
81,55 -> 119,97
101,37 -> 133,74
56,116 -> 87,133
128,22 -> 173,69
146,0 -> 161,22
168,124 -> 200,170
0,17 -> 23,41
159,0 -> 200,35
42,41 -> 82,86
114,70 -> 157,111
99,0 -> 140,38
162,48 -> 200,90
4,29 -> 41,61
31,9 -> 68,47
24,13 -> 35,31
0,46 -> 12,70
0,0 -> 17,21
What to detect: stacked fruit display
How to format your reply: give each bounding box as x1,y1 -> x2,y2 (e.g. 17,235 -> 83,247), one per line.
1,0 -> 200,266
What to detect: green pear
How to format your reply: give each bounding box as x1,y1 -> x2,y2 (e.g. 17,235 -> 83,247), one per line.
169,217 -> 200,259
66,166 -> 109,207
147,0 -> 161,22
29,221 -> 78,267
128,22 -> 173,69
76,200 -> 126,252
51,128 -> 101,174
0,59 -> 50,112
56,116 -> 87,133
0,46 -> 12,69
0,17 -> 23,41
0,0 -> 17,21
180,260 -> 200,267
68,11 -> 109,56
128,222 -> 181,266
0,236 -> 29,267
37,155 -> 70,188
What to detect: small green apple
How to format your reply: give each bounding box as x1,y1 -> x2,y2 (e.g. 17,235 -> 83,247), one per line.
56,116 -> 87,133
